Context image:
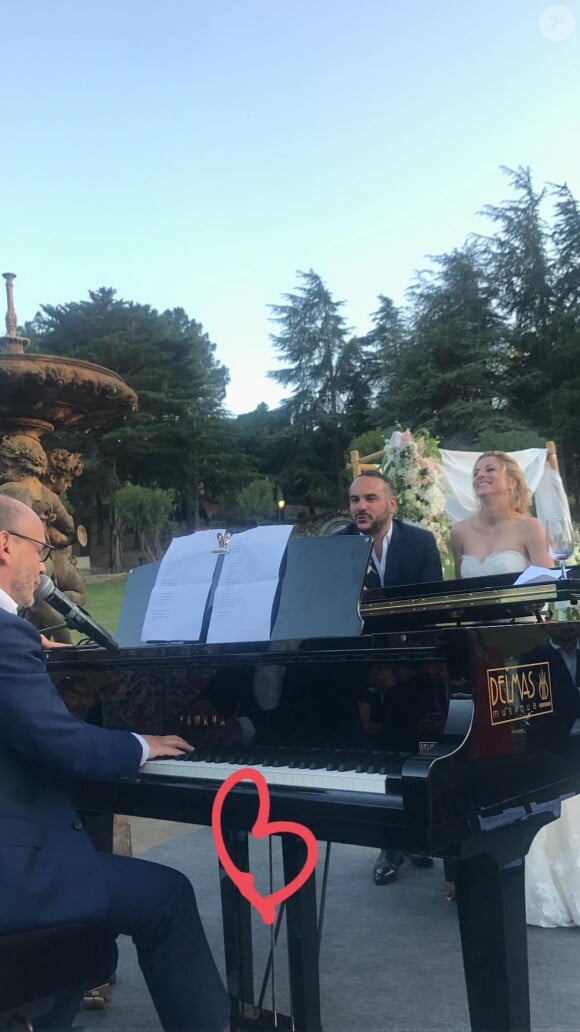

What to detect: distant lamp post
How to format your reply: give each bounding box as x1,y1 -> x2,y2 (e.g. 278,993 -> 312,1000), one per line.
277,496 -> 285,524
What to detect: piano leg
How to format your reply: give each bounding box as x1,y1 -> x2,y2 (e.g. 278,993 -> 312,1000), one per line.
219,829 -> 255,1023
455,852 -> 529,1032
282,837 -> 322,1032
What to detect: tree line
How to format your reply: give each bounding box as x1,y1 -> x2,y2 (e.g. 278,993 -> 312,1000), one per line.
24,165 -> 580,559
265,166 -> 580,514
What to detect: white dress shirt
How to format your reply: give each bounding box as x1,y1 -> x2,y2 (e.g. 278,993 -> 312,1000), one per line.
0,586 -> 18,615
371,524 -> 394,587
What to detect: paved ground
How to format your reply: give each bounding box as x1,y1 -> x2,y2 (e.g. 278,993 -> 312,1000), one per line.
123,817 -> 194,854
72,817 -> 580,1032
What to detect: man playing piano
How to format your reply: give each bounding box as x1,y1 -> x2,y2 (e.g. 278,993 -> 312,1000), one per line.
336,470 -> 443,885
0,496 -> 229,1032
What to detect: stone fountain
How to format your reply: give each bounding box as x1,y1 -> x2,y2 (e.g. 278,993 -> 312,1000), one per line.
0,272 -> 137,639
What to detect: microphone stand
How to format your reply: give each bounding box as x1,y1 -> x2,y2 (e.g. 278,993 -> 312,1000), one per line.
38,621 -> 70,636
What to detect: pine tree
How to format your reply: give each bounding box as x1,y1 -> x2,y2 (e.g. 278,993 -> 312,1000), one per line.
477,166 -> 554,421
268,270 -> 355,505
391,248 -> 512,446
269,270 -> 350,427
363,295 -> 407,425
547,183 -> 580,499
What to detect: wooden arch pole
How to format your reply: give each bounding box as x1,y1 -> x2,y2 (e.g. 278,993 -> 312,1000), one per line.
349,450 -> 361,478
347,449 -> 385,479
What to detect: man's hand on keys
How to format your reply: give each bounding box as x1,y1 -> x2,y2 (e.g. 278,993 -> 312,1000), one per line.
142,735 -> 194,759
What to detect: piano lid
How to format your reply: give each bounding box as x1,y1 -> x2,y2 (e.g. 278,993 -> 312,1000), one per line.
360,571 -> 566,626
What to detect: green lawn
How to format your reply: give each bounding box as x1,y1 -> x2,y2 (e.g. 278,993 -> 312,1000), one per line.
441,544 -> 455,580
84,576 -> 127,634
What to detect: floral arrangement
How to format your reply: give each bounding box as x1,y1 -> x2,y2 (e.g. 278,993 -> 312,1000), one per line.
380,428 -> 449,549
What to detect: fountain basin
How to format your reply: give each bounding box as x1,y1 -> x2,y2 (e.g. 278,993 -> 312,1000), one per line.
0,353 -> 137,431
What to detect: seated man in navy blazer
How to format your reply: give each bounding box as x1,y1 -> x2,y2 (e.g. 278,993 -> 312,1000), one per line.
336,470 -> 443,885
0,496 -> 229,1032
336,469 -> 443,589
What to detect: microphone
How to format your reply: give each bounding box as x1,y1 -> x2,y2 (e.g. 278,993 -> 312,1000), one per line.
34,575 -> 120,651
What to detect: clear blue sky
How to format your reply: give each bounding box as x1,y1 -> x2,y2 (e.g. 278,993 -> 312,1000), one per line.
4,0 -> 579,413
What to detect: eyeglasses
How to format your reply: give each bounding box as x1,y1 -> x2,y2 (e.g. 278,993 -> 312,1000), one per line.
9,531 -> 54,562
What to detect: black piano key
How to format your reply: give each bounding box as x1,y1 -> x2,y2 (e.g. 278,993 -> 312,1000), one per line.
305,750 -> 325,770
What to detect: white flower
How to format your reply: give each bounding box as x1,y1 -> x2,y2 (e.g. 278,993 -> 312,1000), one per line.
380,430 -> 449,549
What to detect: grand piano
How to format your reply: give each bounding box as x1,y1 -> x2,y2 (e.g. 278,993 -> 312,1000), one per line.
46,540 -> 580,1032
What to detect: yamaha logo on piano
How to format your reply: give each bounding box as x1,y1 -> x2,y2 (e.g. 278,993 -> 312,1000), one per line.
487,661 -> 553,725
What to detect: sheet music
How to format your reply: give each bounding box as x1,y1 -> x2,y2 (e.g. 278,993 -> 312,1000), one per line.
514,565 -> 563,585
207,525 -> 293,643
141,530 -> 226,641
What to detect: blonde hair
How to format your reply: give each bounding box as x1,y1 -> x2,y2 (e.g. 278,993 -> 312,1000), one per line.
474,451 -> 531,516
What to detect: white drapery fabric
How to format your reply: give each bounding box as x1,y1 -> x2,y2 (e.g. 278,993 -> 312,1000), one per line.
439,448 -> 572,524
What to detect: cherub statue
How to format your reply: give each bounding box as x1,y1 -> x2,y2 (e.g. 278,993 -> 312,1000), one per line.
41,449 -> 86,606
0,434 -> 86,640
0,433 -> 54,524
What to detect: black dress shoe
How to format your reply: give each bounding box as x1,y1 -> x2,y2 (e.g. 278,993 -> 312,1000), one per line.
373,848 -> 404,885
409,853 -> 434,868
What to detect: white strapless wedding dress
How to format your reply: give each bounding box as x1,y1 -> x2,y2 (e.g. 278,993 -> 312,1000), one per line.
526,798 -> 580,926
460,550 -> 528,578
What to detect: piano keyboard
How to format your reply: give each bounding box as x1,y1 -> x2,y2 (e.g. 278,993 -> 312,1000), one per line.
141,752 -> 393,795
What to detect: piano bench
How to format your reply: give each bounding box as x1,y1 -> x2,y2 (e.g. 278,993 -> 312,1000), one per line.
0,922 -> 114,1030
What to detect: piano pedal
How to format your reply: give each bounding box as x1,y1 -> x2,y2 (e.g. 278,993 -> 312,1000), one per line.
82,982 -> 111,1010
231,1004 -> 294,1030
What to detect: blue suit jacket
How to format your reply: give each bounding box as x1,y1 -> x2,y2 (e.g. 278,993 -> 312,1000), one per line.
335,518 -> 443,588
0,608 -> 142,933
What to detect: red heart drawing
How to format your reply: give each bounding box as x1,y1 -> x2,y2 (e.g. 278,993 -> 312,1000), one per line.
211,766 -> 318,925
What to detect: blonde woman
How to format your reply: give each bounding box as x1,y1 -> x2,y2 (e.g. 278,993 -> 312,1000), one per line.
450,451 -> 553,578
445,451 -> 553,904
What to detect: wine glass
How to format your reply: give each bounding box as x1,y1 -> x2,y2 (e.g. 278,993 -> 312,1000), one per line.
545,517 -> 575,579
